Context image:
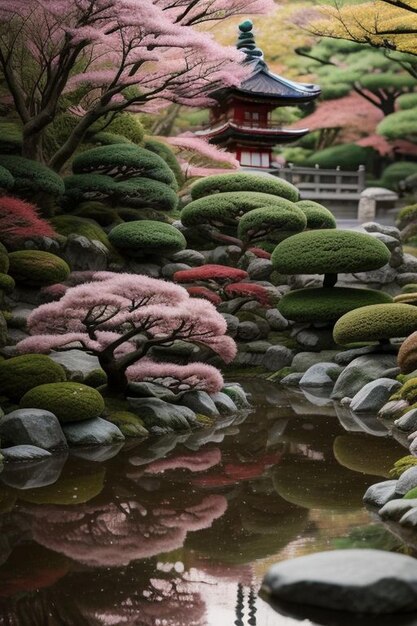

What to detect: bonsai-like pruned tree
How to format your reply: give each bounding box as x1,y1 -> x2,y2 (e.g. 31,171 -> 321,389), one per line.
16,273 -> 236,392
190,173 -> 299,202
333,303 -> 417,346
108,220 -> 186,258
237,205 -> 307,248
296,200 -> 337,230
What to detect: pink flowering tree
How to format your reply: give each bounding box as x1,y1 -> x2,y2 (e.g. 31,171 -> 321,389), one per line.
17,272 -> 236,391
0,0 -> 274,169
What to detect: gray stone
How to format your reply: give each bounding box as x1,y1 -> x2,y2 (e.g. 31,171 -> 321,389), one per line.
2,445 -> 52,462
262,549 -> 417,614
237,321 -> 260,341
161,263 -> 190,279
280,372 -> 303,386
63,234 -> 108,271
399,507 -> 417,528
262,345 -> 293,371
349,378 -> 401,413
352,263 -> 397,285
221,313 -> 239,336
0,453 -> 67,489
0,409 -> 67,450
389,246 -> 404,269
171,249 -> 205,266
287,274 -> 322,289
291,351 -> 337,372
8,306 -> 35,330
210,392 -> 237,415
49,349 -> 101,378
246,340 -> 271,353
222,384 -> 251,409
299,362 -> 342,388
366,231 -> 401,252
234,351 -> 264,366
265,308 -> 288,330
363,222 -> 401,240
180,391 -> 220,418
379,498 -> 417,521
0,312 -> 7,348
363,480 -> 398,507
247,258 -> 272,280
124,261 -> 161,277
6,328 -> 28,345
63,417 -> 124,446
331,354 -> 398,400
379,399 -> 410,420
397,273 -> 417,287
409,437 -> 417,457
394,408 -> 417,433
395,466 -> 417,496
127,397 -> 199,431
398,253 -> 417,274
126,381 -> 177,402
295,328 -> 336,351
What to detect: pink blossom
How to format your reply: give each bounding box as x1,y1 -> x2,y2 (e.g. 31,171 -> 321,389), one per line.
126,359 -> 224,393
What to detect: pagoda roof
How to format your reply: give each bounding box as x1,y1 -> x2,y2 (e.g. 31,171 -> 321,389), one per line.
196,120 -> 309,145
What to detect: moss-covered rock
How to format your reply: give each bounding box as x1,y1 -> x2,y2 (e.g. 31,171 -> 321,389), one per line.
333,303 -> 417,345
72,144 -> 177,188
190,172 -> 299,202
106,410 -> 149,437
84,369 -> 108,388
109,220 -> 186,257
0,242 -> 8,274
237,203 -> 306,245
271,229 -> 390,276
0,273 -> 14,294
389,456 -> 417,478
20,382 -> 105,423
0,354 -> 67,401
50,215 -> 111,249
278,287 -> 393,322
402,284 -> 417,294
296,200 -> 337,229
8,251 -> 70,287
399,378 -> 417,403
116,206 -> 170,223
181,191 -> 293,229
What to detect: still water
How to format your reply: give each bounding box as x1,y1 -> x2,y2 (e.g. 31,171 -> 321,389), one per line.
0,380 -> 407,626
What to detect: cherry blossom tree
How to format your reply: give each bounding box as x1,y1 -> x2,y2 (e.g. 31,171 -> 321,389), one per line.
0,0 -> 274,169
17,272 -> 236,391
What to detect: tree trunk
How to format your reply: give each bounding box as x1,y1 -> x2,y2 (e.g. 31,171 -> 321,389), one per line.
98,353 -> 128,392
21,129 -> 44,162
323,273 -> 338,288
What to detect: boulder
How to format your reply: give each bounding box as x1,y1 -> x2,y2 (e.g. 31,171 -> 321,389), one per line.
262,549 -> 417,614
49,349 -> 101,378
126,381 -> 177,402
0,453 -> 67,489
221,313 -> 239,336
379,498 -> 417,522
363,480 -> 398,508
280,372 -> 303,386
397,273 -> 417,287
63,234 -> 108,271
352,263 -> 397,285
236,321 -> 261,341
394,409 -> 417,433
222,384 -> 251,409
262,346 -> 293,372
362,222 -> 401,240
161,262 -> 190,279
395,466 -> 417,496
210,392 -> 237,415
398,253 -> 417,274
295,327 -> 336,351
171,249 -> 205,266
299,363 -> 342,388
2,445 -> 51,462
331,354 -> 398,401
62,417 -> 125,446
247,258 -> 272,280
180,391 -> 220,418
349,378 -> 401,413
291,351 -> 338,372
379,399 -> 410,420
265,309 -> 288,331
0,408 -> 67,450
334,346 -> 376,366
127,397 -> 199,431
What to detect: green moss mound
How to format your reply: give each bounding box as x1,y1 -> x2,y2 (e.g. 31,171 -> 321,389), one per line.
72,144 -> 177,188
144,139 -> 184,187
333,303 -> 417,345
400,378 -> 417,403
271,229 -> 390,275
50,215 -> 111,248
0,273 -> 14,294
182,191 -> 295,228
381,162 -> 417,191
116,206 -> 170,223
402,283 -> 417,294
334,434 -> 404,478
115,177 -> 178,211
396,203 -> 417,231
90,131 -> 133,146
83,369 -> 108,388
0,354 -> 66,401
72,202 -> 122,226
0,155 -> 64,199
20,382 -> 105,423
390,455 -> 417,478
8,251 -> 70,287
237,203 -> 306,244
0,165 -> 14,192
100,113 -> 144,144
278,287 -> 393,322
0,242 -> 9,274
296,200 -> 337,229
109,220 -> 186,257
190,173 -> 299,202
107,410 -> 148,437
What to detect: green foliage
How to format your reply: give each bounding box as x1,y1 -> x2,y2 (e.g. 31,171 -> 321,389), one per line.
381,162 -> 417,191
84,369 -> 108,388
390,455 -> 417,478
144,138 -> 184,187
333,303 -> 417,345
237,203 -> 306,244
90,132 -> 133,146
278,287 -> 393,322
116,206 -> 170,223
404,487 -> 417,499
109,219 -> 186,257
63,174 -> 118,206
106,410 -> 148,437
361,73 -> 415,91
0,155 -> 64,199
72,144 -> 177,188
72,202 -> 122,226
182,191 -> 293,228
0,122 -> 23,155
20,382 -> 105,424
296,200 -> 337,229
396,203 -> 417,230
305,144 -> 375,171
271,229 -> 390,275
400,377 -> 417,403
279,146 -> 312,165
0,166 -> 14,192
398,93 -> 417,110
0,242 -> 9,274
50,215 -> 111,249
190,173 -> 299,202
115,177 -> 178,211
0,273 -> 15,294
378,109 -> 417,141
0,354 -> 66,401
402,283 -> 417,293
98,113 -> 144,144
8,250 -> 70,287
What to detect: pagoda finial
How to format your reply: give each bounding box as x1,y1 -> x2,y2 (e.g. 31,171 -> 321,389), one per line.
237,20 -> 265,65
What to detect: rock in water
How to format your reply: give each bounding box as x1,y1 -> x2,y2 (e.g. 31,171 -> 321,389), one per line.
262,549 -> 417,614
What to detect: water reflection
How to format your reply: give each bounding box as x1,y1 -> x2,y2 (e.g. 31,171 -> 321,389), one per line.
0,382 -> 407,625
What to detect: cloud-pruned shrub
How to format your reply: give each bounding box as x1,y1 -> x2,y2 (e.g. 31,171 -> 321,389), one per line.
333,303 -> 417,345
190,173 -> 299,202
109,220 -> 186,257
237,204 -> 307,246
8,251 -> 70,287
296,200 -> 337,229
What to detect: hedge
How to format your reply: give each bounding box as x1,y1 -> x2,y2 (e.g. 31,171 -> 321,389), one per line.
116,206 -> 170,223
144,138 -> 184,187
237,203 -> 306,244
72,144 -> 177,188
271,229 -> 390,276
305,144 -> 375,171
381,162 -> 417,191
190,173 -> 299,202
109,220 -> 186,257
278,287 -> 393,322
296,200 -> 337,229
0,354 -> 66,400
50,215 -> 112,249
396,203 -> 417,231
333,303 -> 417,345
115,177 -> 178,211
63,174 -> 119,206
8,250 -> 70,287
398,332 -> 417,374
0,155 -> 64,199
0,273 -> 15,293
20,382 -> 105,424
181,191 -> 294,228
72,202 -> 122,226
0,165 -> 14,192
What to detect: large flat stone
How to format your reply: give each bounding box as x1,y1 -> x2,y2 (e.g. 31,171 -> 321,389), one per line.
262,549 -> 417,614
127,397 -> 199,431
331,354 -> 398,401
62,417 -> 125,446
180,391 -> 219,418
0,408 -> 67,450
350,378 -> 401,413
2,445 -> 51,462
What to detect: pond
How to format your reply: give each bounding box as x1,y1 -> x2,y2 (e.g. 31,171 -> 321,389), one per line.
0,380 -> 408,626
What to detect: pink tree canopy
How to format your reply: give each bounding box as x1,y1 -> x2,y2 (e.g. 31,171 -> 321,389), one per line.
17,272 -> 236,390
0,0 -> 274,168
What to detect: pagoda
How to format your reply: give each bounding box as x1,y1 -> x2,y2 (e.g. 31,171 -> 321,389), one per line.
196,20 -> 321,169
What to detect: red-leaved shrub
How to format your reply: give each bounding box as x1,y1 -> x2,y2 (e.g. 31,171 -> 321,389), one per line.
247,247 -> 271,259
224,283 -> 271,306
0,196 -> 57,247
174,265 -> 248,284
186,286 -> 222,305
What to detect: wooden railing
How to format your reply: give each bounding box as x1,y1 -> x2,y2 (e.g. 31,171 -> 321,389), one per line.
270,164 -> 366,200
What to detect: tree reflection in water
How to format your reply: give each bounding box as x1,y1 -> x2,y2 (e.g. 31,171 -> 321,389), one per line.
0,384 -> 405,625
